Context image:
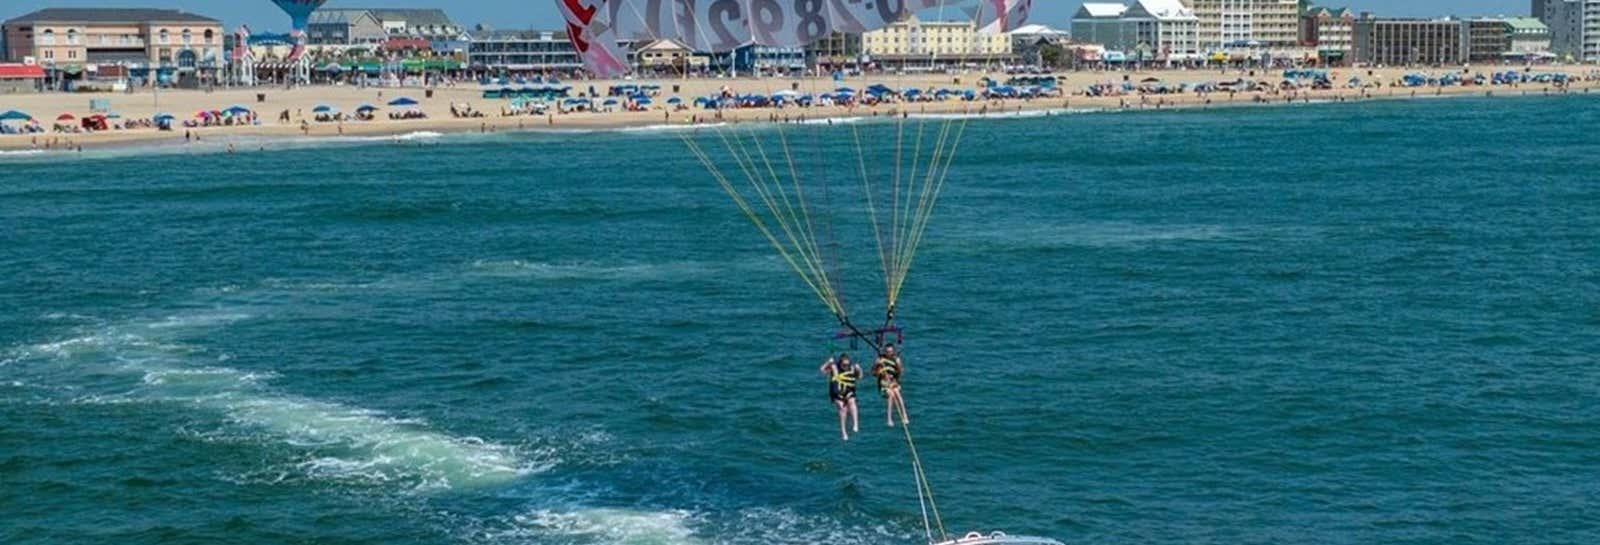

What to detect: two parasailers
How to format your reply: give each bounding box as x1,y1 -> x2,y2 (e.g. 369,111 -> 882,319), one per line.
820,344 -> 910,441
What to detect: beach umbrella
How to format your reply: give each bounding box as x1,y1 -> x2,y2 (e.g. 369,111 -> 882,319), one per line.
666,96 -> 683,105
56,113 -> 75,121
356,103 -> 378,112
0,110 -> 31,121
602,98 -> 619,106
153,113 -> 175,121
312,104 -> 337,113
635,98 -> 653,106
387,97 -> 419,107
224,105 -> 252,115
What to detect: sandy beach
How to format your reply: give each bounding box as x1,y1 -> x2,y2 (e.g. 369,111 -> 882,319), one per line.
2,66 -> 1596,151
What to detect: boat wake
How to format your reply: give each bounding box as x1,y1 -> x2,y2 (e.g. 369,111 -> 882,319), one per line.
4,307 -> 535,493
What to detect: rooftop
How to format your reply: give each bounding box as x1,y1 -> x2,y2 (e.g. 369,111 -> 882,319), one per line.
1505,17 -> 1549,31
1077,3 -> 1130,19
1132,0 -> 1197,21
4,8 -> 220,25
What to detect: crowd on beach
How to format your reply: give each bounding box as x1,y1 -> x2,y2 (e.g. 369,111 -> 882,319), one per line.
5,66 -> 1600,150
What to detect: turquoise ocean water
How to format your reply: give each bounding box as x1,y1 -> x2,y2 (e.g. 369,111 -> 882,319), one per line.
3,95 -> 1598,545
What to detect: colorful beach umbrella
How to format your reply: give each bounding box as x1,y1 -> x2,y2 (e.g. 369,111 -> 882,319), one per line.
56,113 -> 75,121
0,110 -> 31,121
387,97 -> 419,107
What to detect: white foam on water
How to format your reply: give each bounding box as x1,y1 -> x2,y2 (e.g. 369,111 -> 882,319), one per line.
213,393 -> 534,491
509,508 -> 702,545
4,307 -> 535,492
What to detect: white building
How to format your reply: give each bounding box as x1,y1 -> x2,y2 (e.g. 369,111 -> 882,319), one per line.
1069,1 -> 1197,64
1125,0 -> 1200,64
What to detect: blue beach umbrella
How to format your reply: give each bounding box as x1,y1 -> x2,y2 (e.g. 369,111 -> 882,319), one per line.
356,103 -> 378,112
387,97 -> 419,107
224,105 -> 252,115
153,112 -> 175,120
312,104 -> 338,113
0,109 -> 31,121
666,96 -> 683,105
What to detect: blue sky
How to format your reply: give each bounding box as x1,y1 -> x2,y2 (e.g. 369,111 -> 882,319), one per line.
3,1 -> 1534,34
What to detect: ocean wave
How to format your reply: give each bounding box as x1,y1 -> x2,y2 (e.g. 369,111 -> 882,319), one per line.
467,259 -> 711,282
966,222 -> 1242,250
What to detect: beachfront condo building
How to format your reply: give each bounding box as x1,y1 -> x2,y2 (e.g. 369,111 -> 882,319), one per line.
1071,3 -> 1134,51
1505,17 -> 1552,55
861,15 -> 1014,70
1301,7 -> 1355,65
1068,0 -> 1198,65
465,29 -> 585,72
1187,0 -> 1303,51
1352,17 -> 1468,66
1467,19 -> 1514,63
306,9 -> 461,46
1536,0 -> 1594,60
1,8 -> 223,87
1586,0 -> 1600,62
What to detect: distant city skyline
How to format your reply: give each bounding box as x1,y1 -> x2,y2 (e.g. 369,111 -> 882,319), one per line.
1,0 -> 1534,34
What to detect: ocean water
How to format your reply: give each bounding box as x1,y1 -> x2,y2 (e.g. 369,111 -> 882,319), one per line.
3,95 -> 1599,545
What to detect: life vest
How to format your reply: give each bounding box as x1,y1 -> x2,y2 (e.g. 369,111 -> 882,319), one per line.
875,356 -> 902,380
831,366 -> 859,388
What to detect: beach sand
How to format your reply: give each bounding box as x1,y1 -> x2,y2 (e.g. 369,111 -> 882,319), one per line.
2,66 -> 1594,151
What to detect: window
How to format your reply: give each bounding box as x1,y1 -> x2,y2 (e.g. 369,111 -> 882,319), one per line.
68,50 -> 77,59
44,49 -> 54,59
204,29 -> 215,44
67,28 -> 79,44
159,29 -> 170,44
182,29 -> 193,44
41,29 -> 56,45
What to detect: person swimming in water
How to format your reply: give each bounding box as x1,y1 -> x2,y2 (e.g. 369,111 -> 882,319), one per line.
873,344 -> 909,427
821,354 -> 862,441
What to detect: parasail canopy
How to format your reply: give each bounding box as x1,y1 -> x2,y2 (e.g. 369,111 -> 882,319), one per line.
556,0 -> 1033,77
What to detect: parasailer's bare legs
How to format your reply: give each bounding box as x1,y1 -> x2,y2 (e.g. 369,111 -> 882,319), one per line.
834,400 -> 849,441
849,397 -> 860,434
885,383 -> 910,427
834,397 -> 860,441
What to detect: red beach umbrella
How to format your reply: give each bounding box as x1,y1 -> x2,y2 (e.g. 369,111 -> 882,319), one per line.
56,113 -> 75,121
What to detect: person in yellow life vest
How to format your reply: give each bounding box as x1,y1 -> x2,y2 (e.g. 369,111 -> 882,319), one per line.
873,343 -> 909,427
820,353 -> 862,441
